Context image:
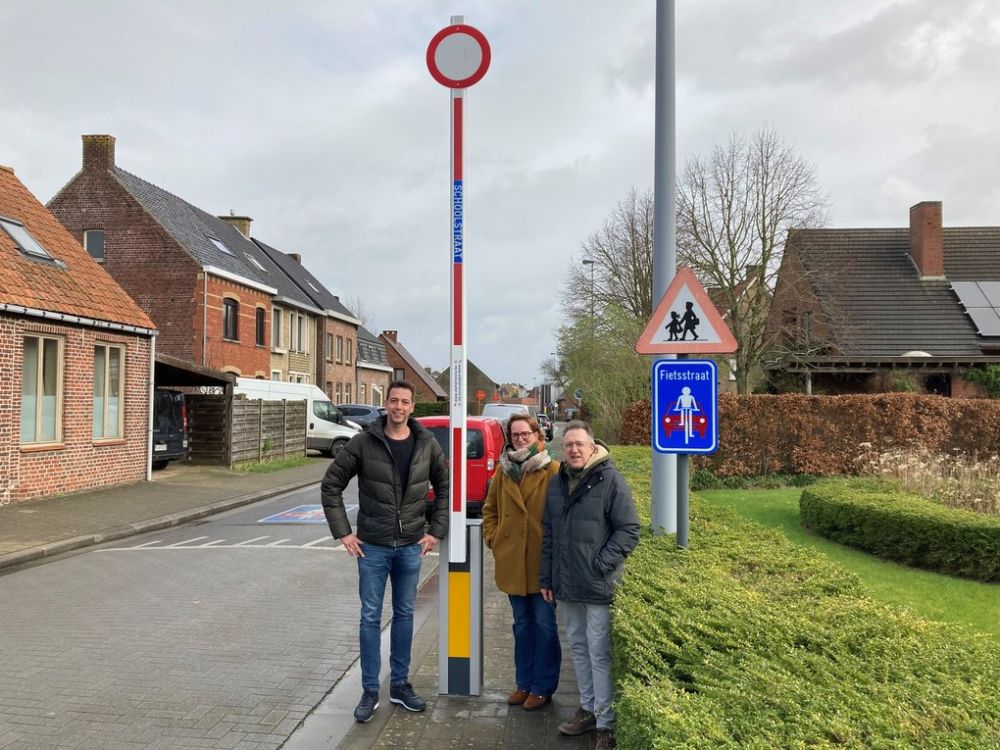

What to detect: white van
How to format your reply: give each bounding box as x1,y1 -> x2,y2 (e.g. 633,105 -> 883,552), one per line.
481,403 -> 538,424
234,378 -> 360,457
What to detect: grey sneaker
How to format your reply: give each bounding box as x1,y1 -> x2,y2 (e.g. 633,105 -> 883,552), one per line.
558,707 -> 596,736
353,689 -> 379,723
595,728 -> 616,749
389,681 -> 426,712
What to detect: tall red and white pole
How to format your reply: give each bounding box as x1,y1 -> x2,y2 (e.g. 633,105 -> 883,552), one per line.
427,16 -> 490,695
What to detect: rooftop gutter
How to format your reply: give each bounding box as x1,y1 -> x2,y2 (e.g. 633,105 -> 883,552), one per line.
1,302 -> 157,337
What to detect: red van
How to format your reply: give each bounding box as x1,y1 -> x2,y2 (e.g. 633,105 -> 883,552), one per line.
416,416 -> 506,517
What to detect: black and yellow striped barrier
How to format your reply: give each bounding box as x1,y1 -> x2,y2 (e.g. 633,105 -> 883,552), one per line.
438,519 -> 483,695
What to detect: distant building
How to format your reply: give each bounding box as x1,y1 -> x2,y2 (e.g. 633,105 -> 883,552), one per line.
435,360 -> 499,415
379,330 -> 446,402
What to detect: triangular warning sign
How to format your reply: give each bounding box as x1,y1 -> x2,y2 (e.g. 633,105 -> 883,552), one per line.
635,267 -> 738,354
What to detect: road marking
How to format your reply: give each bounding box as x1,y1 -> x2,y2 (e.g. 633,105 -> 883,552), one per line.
235,536 -> 270,546
202,539 -> 228,547
265,539 -> 292,547
164,536 -> 209,548
302,537 -> 332,548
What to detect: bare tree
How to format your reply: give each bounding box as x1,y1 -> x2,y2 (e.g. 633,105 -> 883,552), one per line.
562,188 -> 654,322
344,295 -> 376,332
677,126 -> 828,393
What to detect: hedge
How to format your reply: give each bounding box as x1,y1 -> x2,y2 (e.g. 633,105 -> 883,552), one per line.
611,450 -> 1000,749
800,479 -> 1000,582
619,393 -> 1000,476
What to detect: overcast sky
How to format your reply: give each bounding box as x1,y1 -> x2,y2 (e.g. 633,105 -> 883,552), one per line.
3,1 -> 999,386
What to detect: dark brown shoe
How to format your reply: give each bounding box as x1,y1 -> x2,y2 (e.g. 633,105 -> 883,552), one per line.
558,708 -> 596,735
522,693 -> 551,711
507,688 -> 530,706
595,728 -> 616,749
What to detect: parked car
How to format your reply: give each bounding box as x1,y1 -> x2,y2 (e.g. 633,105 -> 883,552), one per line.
416,416 -> 505,518
152,388 -> 188,470
339,403 -> 387,428
537,413 -> 554,441
234,378 -> 360,457
661,400 -> 709,439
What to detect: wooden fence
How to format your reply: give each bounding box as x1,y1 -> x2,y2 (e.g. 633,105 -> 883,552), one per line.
186,395 -> 307,467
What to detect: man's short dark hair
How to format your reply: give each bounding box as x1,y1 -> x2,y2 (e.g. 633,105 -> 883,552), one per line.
563,419 -> 594,440
387,380 -> 416,400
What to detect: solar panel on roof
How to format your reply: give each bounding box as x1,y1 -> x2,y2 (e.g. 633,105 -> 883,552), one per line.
965,307 -> 1000,337
978,281 -> 1000,308
950,281 -> 990,308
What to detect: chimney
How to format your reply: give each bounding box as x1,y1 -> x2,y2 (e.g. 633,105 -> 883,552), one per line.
82,134 -> 116,171
218,212 -> 253,238
382,330 -> 398,343
909,201 -> 944,279
288,252 -> 301,263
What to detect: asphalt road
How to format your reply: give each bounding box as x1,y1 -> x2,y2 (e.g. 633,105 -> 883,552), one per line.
0,481 -> 439,750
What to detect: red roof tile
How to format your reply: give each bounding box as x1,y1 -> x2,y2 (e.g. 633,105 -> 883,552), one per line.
0,165 -> 154,331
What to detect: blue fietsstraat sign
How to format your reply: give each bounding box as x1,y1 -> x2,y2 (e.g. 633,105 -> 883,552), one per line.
452,180 -> 463,263
652,359 -> 719,454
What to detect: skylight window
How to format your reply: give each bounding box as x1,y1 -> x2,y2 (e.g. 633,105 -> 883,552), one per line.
308,281 -> 321,293
208,237 -> 234,256
1,217 -> 53,260
244,253 -> 266,272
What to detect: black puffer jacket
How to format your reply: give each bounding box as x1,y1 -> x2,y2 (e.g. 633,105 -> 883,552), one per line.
321,417 -> 449,545
540,445 -> 639,604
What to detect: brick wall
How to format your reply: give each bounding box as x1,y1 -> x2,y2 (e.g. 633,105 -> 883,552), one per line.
0,314 -> 151,504
201,275 -> 271,377
356,367 -> 391,406
48,168 -> 201,362
318,318 -> 357,402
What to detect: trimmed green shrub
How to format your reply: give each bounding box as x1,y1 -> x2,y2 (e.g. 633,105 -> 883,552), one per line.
611,448 -> 1000,749
800,479 -> 1000,581
411,401 -> 448,417
691,469 -> 819,491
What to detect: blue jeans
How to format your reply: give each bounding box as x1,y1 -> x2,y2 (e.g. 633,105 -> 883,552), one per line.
357,542 -> 422,691
509,593 -> 561,695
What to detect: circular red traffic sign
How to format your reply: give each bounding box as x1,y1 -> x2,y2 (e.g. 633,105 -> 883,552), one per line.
426,24 -> 491,89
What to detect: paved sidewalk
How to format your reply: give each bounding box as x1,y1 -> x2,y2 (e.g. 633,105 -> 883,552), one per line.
0,459 -> 329,571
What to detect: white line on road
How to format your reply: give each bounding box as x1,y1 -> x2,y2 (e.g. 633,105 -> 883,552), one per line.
164,536 -> 209,548
234,536 -> 270,546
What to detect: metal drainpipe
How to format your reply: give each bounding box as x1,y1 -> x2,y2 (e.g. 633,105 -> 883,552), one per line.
146,334 -> 156,482
202,272 -> 208,366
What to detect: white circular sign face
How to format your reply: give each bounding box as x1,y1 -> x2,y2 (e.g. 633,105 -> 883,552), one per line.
434,32 -> 483,81
426,24 -> 491,89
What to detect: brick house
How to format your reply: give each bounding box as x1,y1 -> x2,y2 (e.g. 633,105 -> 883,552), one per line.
48,135 -> 277,378
434,359 -> 499,414
254,244 -> 361,401
0,164 -> 156,503
379,330 -> 446,402
764,201 -> 1000,396
355,326 -> 392,406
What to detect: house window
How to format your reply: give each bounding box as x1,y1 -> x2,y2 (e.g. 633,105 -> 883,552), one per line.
326,381 -> 333,399
255,308 -> 266,347
21,335 -> 62,444
84,229 -> 105,261
208,237 -> 234,256
336,336 -> 344,363
289,371 -> 306,384
223,299 -> 239,341
727,357 -> 738,382
326,333 -> 333,362
335,383 -> 343,404
393,368 -> 405,381
272,308 -> 282,348
271,369 -> 282,381
345,383 -> 352,403
1,217 -> 53,260
290,313 -> 308,353
372,385 -> 383,407
346,339 -> 353,365
360,384 -> 366,403
93,344 -> 124,438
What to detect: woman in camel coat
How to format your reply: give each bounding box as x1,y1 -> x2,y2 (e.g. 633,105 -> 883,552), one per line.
482,414 -> 561,711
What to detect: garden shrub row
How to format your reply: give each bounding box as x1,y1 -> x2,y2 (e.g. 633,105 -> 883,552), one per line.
610,449 -> 1000,748
619,393 -> 1000,476
800,479 -> 1000,582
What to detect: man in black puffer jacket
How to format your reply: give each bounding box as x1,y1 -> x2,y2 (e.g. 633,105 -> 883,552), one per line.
321,380 -> 449,724
540,420 -> 639,750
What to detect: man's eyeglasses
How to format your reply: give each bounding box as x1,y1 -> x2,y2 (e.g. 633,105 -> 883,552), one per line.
563,441 -> 591,451
510,431 -> 535,440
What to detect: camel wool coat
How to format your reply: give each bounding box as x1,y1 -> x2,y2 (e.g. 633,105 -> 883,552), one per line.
482,456 -> 560,596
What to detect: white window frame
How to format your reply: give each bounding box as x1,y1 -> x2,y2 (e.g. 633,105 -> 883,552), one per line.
84,229 -> 105,261
93,343 -> 125,439
21,334 -> 64,444
271,308 -> 283,349
271,369 -> 282,381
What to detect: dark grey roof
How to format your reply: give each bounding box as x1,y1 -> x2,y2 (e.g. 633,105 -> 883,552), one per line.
244,239 -> 324,312
356,325 -> 390,368
253,243 -> 358,322
380,333 -> 447,398
110,167 -> 271,287
791,227 -> 1000,358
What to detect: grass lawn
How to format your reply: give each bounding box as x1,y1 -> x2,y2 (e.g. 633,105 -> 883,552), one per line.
699,487 -> 1000,640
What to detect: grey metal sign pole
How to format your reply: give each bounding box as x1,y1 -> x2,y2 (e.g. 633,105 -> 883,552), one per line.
651,0 -> 678,535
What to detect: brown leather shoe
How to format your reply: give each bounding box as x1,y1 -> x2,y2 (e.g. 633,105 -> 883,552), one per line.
522,693 -> 551,711
507,688 -> 530,706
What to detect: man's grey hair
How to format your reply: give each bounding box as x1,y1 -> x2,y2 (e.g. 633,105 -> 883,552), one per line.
563,420 -> 595,441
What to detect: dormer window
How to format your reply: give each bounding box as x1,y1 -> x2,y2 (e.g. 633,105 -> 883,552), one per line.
208,237 -> 234,256
84,229 -> 105,260
244,253 -> 266,272
1,216 -> 53,260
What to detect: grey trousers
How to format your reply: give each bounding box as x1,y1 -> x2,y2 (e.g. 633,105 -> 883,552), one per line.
561,601 -> 614,729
